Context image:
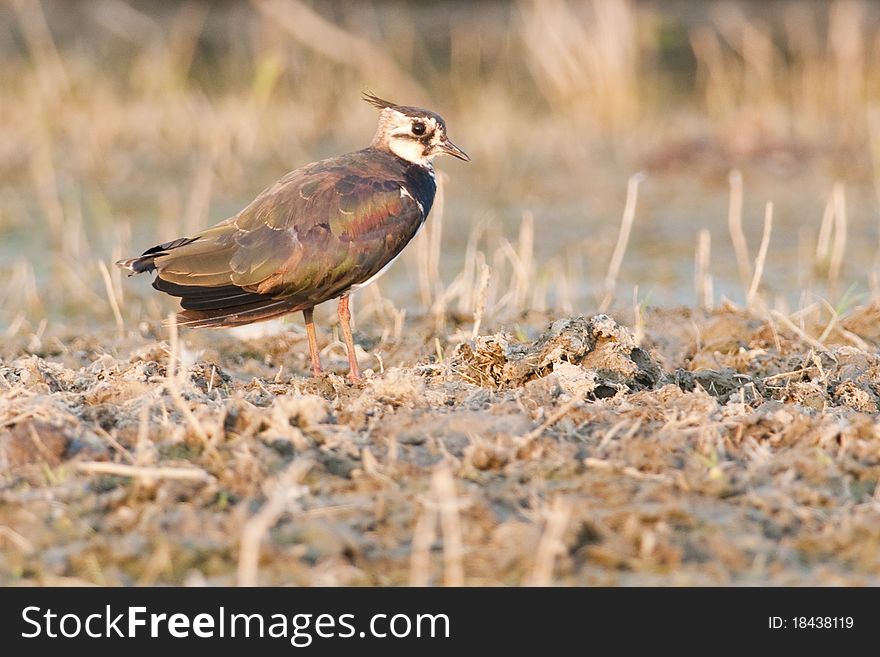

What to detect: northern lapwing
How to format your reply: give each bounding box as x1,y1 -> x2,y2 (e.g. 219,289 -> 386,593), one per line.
117,94 -> 469,382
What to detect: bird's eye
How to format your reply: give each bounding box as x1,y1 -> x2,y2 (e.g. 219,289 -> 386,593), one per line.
412,121 -> 426,136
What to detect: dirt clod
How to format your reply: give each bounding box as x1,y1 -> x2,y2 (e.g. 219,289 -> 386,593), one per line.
451,314 -> 662,396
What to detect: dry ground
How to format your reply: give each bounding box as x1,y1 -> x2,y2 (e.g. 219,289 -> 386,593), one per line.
3,304 -> 880,586
4,0 -> 880,589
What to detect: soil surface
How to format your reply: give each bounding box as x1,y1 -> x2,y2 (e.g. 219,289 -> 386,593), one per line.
3,306 -> 880,585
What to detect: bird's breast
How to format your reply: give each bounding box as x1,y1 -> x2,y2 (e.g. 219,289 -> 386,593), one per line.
403,163 -> 437,218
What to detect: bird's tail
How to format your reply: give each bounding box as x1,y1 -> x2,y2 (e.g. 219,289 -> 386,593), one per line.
116,237 -> 199,274
116,233 -> 301,328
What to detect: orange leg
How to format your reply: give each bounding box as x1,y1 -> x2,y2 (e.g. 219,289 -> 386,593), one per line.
302,307 -> 323,377
337,294 -> 362,382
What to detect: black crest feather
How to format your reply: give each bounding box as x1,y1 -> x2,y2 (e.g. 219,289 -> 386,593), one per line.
361,92 -> 446,127
362,92 -> 399,110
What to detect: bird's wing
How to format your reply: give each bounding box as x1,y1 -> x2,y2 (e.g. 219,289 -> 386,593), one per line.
144,151 -> 427,323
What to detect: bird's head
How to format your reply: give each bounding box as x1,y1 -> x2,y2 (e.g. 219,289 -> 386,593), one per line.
364,93 -> 469,166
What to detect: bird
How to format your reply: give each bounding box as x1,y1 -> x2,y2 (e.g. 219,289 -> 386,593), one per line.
117,93 -> 469,382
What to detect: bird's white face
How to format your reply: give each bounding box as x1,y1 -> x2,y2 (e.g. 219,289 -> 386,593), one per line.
375,108 -> 469,166
385,110 -> 443,165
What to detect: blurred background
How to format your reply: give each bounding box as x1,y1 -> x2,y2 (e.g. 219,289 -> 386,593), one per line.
3,0 -> 880,336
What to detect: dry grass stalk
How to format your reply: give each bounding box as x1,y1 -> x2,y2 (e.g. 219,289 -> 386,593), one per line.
817,298 -> 841,344
815,191 -> 835,268
816,298 -> 869,350
166,312 -> 181,383
600,173 -> 642,312
513,212 -> 534,311
93,425 -> 136,465
747,202 -> 773,307
432,464 -> 464,586
182,157 -> 215,236
237,458 -> 314,587
26,423 -> 58,464
632,286 -> 644,346
162,313 -> 213,445
0,525 -> 34,555
695,228 -> 713,310
11,0 -> 70,96
520,0 -> 640,133
361,446 -> 397,488
165,381 -> 211,446
868,108 -> 880,213
527,495 -> 572,586
456,220 -> 487,315
415,172 -> 446,308
409,501 -> 437,587
727,169 -> 751,291
76,461 -> 213,483
769,309 -> 828,353
828,183 -> 847,291
519,390 -> 586,445
135,403 -> 155,466
471,262 -> 491,339
2,258 -> 42,322
137,541 -> 173,587
98,260 -> 125,335
253,0 -> 422,98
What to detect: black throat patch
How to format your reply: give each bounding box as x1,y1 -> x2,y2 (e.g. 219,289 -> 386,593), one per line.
403,163 -> 436,217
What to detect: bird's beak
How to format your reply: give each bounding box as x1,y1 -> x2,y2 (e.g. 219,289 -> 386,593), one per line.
438,137 -> 470,161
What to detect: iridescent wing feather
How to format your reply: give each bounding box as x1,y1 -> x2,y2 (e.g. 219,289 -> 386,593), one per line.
123,149 -> 430,327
